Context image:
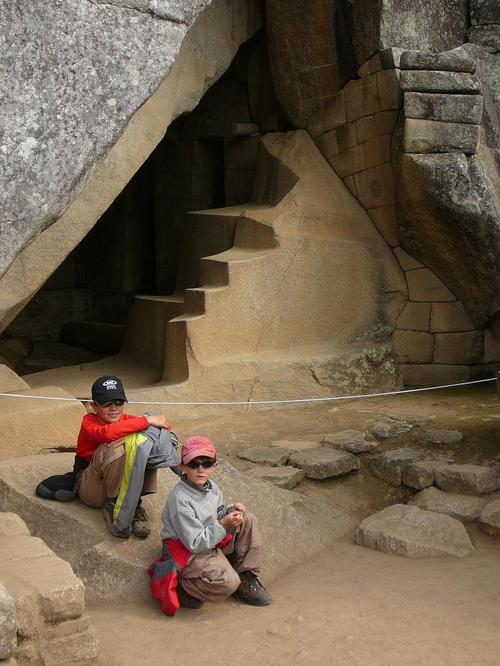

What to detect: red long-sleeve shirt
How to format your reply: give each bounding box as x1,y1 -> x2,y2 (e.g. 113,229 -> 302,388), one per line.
76,412 -> 149,462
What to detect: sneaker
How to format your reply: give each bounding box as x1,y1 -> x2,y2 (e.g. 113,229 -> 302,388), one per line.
102,499 -> 130,539
177,583 -> 204,609
233,571 -> 272,607
131,503 -> 151,539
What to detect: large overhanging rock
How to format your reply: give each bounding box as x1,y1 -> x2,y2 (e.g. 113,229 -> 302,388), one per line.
0,0 -> 261,332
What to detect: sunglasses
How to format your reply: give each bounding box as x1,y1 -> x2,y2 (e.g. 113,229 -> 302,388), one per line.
99,400 -> 125,407
185,459 -> 216,469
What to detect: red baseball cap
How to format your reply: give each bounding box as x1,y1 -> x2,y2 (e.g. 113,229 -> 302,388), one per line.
181,436 -> 217,464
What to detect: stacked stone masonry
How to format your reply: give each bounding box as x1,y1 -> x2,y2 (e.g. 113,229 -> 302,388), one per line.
0,512 -> 98,665
308,46 -> 497,387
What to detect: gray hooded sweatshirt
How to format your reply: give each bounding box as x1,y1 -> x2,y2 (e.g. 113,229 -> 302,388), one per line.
161,477 -> 230,553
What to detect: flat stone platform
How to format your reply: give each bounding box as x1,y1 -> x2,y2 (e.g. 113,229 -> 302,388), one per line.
0,454 -> 356,602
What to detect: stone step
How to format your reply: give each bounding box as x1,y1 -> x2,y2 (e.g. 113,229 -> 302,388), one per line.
0,510 -> 96,665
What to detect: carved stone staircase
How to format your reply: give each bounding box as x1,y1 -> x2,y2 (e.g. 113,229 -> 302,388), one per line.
25,130 -> 406,401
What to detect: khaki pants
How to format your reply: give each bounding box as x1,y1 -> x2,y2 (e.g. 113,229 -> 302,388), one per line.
78,442 -> 157,508
180,512 -> 263,602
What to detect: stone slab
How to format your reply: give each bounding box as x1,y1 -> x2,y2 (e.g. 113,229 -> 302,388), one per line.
401,364 -> 470,386
433,331 -> 484,364
400,70 -> 480,94
0,513 -> 29,538
355,504 -> 474,558
403,118 -> 480,154
393,247 -> 424,271
396,302 -> 431,331
248,465 -> 305,490
0,556 -> 85,623
0,454 -> 356,601
402,460 -> 451,489
421,429 -> 464,445
406,268 -> 455,302
479,499 -> 500,537
322,430 -> 378,454
354,163 -> 395,209
409,486 -> 489,521
39,626 -> 99,666
345,75 -> 380,122
237,446 -> 290,466
404,92 -> 483,124
429,301 -> 474,332
400,50 -> 476,74
367,448 -> 420,486
368,206 -> 399,247
434,464 -> 499,495
288,448 -> 360,480
368,420 -> 414,440
376,70 -> 402,111
363,134 -> 391,169
392,330 -> 434,363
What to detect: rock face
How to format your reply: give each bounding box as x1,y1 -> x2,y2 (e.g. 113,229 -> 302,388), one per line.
288,448 -> 360,480
0,0 -> 205,279
434,464 -> 499,494
355,504 -> 474,558
367,448 -> 420,486
322,430 -> 377,454
409,486 -> 489,521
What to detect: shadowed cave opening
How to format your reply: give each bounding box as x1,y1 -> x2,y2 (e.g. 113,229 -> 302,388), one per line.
3,30 -> 290,376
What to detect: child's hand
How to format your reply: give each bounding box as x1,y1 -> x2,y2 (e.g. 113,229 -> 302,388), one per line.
146,415 -> 172,431
221,511 -> 243,530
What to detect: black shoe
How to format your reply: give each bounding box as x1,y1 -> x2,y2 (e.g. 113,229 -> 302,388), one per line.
131,502 -> 151,539
177,583 -> 204,609
233,572 -> 272,607
102,499 -> 130,539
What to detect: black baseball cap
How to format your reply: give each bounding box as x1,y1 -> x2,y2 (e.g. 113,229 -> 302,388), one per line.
91,375 -> 127,404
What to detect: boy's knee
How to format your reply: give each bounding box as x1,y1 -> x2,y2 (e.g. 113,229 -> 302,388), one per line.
224,568 -> 241,596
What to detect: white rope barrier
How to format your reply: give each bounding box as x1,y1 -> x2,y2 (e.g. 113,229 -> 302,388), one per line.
0,377 -> 495,406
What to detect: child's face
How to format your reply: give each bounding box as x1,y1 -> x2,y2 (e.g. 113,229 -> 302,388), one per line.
181,456 -> 217,488
92,400 -> 125,424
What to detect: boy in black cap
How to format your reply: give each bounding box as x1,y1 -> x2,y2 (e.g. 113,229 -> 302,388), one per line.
76,375 -> 176,539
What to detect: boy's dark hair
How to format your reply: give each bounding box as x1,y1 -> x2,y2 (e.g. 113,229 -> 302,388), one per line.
91,376 -> 127,404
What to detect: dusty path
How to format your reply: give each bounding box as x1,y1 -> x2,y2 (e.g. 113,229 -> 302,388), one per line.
86,385 -> 500,665
89,528 -> 500,665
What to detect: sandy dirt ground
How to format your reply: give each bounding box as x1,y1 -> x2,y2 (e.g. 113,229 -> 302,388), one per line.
81,383 -> 500,665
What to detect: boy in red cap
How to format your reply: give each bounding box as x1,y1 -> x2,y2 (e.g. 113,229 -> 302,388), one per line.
157,435 -> 272,610
76,375 -> 177,539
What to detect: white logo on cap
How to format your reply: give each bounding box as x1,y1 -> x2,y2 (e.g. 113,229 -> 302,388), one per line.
103,380 -> 118,390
